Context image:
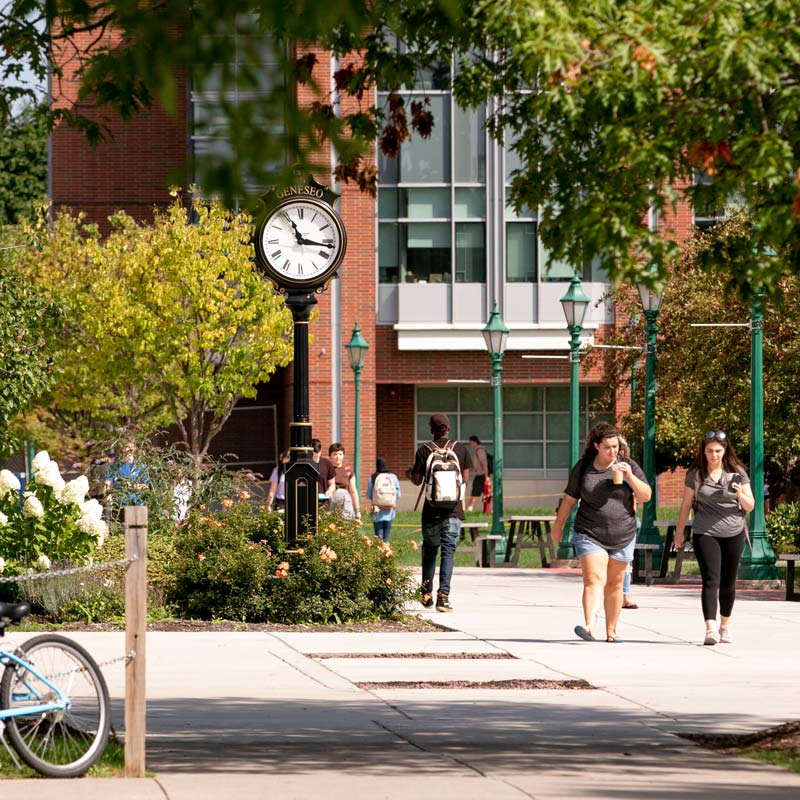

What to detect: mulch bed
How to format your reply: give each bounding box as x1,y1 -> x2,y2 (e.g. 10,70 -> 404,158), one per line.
24,615 -> 449,634
308,651 -> 516,659
355,678 -> 594,690
682,721 -> 800,754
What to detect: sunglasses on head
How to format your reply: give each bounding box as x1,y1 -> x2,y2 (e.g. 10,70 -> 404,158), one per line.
704,430 -> 727,442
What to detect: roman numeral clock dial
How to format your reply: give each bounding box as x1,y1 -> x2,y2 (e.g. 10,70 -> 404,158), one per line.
254,194 -> 347,292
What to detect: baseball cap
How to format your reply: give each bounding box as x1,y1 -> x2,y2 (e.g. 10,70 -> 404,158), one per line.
429,413 -> 450,431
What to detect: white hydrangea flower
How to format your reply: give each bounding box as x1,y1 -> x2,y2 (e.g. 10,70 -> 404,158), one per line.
81,498 -> 104,521
31,451 -> 51,472
23,495 -> 45,518
0,469 -> 21,495
0,556 -> 5,573
37,554 -> 51,571
0,511 -> 7,527
60,475 -> 90,506
34,460 -> 65,493
77,514 -> 108,546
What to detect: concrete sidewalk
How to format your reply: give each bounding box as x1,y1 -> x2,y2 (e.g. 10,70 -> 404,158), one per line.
3,568 -> 799,798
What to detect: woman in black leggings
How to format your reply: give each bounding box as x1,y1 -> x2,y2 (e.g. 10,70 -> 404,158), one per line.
675,431 -> 754,645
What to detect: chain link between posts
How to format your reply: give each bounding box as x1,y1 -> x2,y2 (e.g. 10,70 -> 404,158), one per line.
0,555 -> 138,584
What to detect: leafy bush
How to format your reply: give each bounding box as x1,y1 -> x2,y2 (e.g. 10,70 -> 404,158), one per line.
766,502 -> 800,555
167,508 -> 280,621
167,505 -> 415,624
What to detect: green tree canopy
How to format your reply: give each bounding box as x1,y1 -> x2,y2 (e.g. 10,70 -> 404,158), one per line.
0,227 -> 63,456
593,214 -> 800,496
20,193 -> 294,466
0,102 -> 48,225
4,1 -> 800,288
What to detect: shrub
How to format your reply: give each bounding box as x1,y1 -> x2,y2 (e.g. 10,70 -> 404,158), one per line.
766,502 -> 800,555
167,505 -> 415,624
167,509 -> 279,621
264,510 -> 415,624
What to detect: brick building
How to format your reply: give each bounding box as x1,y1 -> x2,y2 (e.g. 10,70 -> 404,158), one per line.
49,36 -> 692,505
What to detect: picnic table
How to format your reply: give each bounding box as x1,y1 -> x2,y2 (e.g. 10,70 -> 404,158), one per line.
457,521 -> 502,568
499,515 -> 557,567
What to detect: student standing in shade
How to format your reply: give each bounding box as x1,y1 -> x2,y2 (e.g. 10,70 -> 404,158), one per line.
467,436 -> 489,512
266,450 -> 290,512
551,422 -> 651,643
366,457 -> 401,542
675,430 -> 754,645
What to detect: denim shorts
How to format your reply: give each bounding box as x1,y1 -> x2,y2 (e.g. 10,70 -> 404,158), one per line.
573,531 -> 635,562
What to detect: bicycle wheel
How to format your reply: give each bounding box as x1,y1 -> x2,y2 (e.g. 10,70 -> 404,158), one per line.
0,633 -> 111,777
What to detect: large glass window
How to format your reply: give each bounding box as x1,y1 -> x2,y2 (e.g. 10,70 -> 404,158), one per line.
378,68 -> 486,285
191,26 -> 286,198
416,385 -> 611,471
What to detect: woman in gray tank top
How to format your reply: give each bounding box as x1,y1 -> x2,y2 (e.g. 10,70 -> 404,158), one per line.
675,431 -> 754,645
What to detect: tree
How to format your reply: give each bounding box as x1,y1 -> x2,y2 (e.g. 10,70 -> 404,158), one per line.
0,103 -> 48,224
591,213 -> 800,498
0,227 -> 63,455
5,2 -> 800,289
20,192 -> 294,467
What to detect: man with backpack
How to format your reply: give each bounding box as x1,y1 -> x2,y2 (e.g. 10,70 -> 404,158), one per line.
409,413 -> 471,612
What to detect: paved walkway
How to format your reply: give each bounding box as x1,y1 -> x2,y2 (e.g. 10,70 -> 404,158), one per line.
3,568 -> 799,798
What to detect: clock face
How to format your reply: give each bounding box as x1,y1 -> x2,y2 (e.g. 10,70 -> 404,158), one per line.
256,198 -> 346,288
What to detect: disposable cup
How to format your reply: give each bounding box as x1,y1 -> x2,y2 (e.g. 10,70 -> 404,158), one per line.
612,464 -> 624,485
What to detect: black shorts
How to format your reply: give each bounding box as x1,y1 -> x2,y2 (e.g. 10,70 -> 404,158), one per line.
471,475 -> 486,497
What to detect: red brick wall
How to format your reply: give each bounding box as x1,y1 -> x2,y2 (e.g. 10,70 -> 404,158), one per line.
50,31 -> 188,229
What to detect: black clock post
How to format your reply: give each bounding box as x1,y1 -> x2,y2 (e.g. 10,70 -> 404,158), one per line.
252,175 -> 347,545
282,290 -> 319,545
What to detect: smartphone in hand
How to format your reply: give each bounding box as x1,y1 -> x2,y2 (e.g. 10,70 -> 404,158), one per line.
728,474 -> 742,493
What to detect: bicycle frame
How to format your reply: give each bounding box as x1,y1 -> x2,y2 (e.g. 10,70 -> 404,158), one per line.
0,649 -> 70,720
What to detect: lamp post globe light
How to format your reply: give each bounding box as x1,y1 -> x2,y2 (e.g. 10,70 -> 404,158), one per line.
481,304 -> 510,540
345,323 -> 369,503
558,275 -> 590,560
636,281 -> 665,560
739,291 -> 778,579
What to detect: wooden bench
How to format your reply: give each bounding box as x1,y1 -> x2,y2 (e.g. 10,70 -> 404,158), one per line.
499,515 -> 557,567
457,522 -> 502,567
631,543 -> 659,586
779,554 -> 800,601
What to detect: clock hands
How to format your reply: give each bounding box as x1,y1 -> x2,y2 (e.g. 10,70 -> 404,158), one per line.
299,237 -> 334,248
282,212 -> 304,244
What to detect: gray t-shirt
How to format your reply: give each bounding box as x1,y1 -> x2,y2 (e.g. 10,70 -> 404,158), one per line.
686,467 -> 749,538
564,457 -> 645,549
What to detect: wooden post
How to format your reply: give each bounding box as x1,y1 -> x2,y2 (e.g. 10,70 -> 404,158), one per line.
124,505 -> 147,778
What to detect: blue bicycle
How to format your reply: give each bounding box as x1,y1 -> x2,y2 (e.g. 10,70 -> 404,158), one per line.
0,601 -> 110,777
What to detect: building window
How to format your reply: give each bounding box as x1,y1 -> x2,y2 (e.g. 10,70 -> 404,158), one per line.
415,385 -> 611,471
190,24 -> 286,200
378,59 -> 487,285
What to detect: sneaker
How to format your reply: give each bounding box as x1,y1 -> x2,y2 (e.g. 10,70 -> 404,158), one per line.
435,594 -> 453,612
420,593 -> 434,609
719,626 -> 732,643
703,629 -> 720,646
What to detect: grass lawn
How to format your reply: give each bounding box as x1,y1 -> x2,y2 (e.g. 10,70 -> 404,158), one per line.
0,738 -> 124,779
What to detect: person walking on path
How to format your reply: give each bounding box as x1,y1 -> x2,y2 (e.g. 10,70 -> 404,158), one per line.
551,422 -> 651,643
366,458 -> 401,542
467,436 -> 489,512
409,413 -> 471,612
675,430 -> 754,646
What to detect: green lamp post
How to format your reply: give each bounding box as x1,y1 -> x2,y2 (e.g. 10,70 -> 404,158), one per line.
345,323 -> 369,502
739,291 -> 778,579
636,281 -> 665,560
481,304 -> 510,540
558,275 -> 590,559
